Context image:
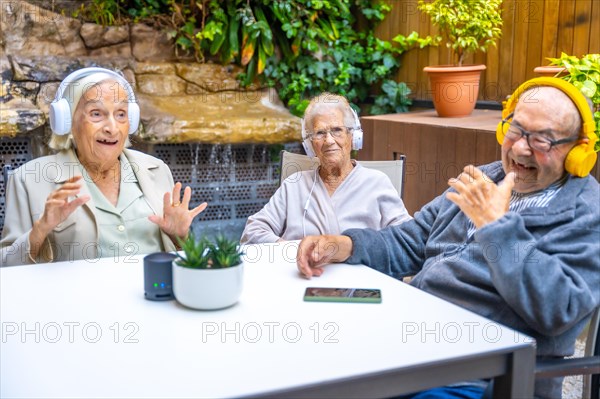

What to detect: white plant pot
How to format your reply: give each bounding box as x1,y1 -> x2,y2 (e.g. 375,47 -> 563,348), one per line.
172,261 -> 244,310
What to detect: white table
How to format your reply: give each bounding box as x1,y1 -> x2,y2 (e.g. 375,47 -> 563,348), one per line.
0,242 -> 535,398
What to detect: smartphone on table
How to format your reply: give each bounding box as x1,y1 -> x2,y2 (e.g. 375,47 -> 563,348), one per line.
303,287 -> 382,303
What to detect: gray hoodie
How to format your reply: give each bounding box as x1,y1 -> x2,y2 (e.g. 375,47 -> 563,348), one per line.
344,161 -> 600,398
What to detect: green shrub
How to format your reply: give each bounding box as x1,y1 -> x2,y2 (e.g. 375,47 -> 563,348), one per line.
418,0 -> 503,67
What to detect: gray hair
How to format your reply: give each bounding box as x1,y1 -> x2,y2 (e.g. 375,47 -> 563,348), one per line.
303,92 -> 357,133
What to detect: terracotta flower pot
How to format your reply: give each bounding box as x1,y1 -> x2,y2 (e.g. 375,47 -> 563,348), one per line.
423,64 -> 486,117
533,66 -> 568,78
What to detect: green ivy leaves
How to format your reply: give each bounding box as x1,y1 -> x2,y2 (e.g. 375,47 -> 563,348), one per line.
548,53 -> 600,151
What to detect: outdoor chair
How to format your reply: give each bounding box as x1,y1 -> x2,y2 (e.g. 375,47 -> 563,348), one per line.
279,150 -> 320,184
483,306 -> 600,399
533,306 -> 600,399
279,150 -> 406,198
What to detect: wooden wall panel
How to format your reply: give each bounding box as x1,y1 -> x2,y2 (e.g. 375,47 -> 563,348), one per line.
379,0 -> 600,103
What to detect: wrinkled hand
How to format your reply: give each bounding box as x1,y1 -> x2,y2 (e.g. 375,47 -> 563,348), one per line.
28,175 -> 90,260
36,175 -> 90,235
148,182 -> 208,241
297,235 -> 353,279
446,165 -> 515,229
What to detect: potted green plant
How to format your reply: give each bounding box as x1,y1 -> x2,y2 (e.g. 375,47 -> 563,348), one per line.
173,234 -> 244,310
546,53 -> 600,151
418,0 -> 503,117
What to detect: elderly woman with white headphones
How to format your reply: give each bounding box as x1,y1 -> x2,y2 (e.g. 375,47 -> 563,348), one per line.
1,67 -> 207,266
241,92 -> 411,244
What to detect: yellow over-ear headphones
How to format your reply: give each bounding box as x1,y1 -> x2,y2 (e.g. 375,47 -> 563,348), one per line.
496,77 -> 598,177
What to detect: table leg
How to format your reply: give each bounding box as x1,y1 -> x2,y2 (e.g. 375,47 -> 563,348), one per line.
492,344 -> 536,398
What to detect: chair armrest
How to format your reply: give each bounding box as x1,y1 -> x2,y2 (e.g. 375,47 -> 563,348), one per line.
535,355 -> 600,379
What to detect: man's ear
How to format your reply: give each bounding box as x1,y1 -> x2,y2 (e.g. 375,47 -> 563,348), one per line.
578,136 -> 590,144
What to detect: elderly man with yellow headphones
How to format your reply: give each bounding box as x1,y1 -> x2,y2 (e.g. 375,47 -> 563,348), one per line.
296,77 -> 599,399
1,67 -> 207,266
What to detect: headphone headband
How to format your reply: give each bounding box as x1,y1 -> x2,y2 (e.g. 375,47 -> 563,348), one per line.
503,77 -> 596,141
497,77 -> 597,177
53,67 -> 137,103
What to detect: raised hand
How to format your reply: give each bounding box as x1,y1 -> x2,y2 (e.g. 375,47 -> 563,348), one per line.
148,182 -> 208,242
446,165 -> 515,229
28,175 -> 90,260
36,175 -> 90,235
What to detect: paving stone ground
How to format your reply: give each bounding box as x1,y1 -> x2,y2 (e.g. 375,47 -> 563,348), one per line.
562,338 -> 584,399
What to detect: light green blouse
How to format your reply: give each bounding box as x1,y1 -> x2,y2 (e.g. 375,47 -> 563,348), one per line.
81,154 -> 163,258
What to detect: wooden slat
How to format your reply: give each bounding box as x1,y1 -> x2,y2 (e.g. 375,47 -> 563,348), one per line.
590,0 -> 600,53
541,0 -> 561,62
511,0 -> 531,88
557,0 -> 576,56
573,0 -> 592,57
483,39 -> 500,103
498,0 -> 517,96
525,0 -> 545,79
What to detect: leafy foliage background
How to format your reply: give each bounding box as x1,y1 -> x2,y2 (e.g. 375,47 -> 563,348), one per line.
72,0 -> 436,116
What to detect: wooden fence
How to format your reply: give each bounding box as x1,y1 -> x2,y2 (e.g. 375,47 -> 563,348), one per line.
377,0 -> 600,102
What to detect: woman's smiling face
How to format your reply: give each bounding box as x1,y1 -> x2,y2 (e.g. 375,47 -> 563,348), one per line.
71,80 -> 130,169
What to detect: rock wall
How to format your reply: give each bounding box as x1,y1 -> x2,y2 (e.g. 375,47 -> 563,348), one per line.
0,1 -> 301,144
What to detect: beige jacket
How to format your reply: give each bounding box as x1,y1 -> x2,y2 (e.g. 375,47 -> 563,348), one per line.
1,148 -> 177,266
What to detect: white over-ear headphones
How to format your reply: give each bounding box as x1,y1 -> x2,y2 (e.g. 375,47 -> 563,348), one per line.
350,108 -> 364,151
301,107 -> 363,158
49,67 -> 140,136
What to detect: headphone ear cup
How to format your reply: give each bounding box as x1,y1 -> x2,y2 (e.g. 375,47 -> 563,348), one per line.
49,98 -> 72,135
128,102 -> 141,135
352,128 -> 363,151
349,107 -> 363,151
564,144 -> 597,177
302,139 -> 316,158
496,121 -> 508,146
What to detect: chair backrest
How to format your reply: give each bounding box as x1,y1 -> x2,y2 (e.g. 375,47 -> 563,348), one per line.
279,150 -> 320,184
279,150 -> 406,198
358,155 -> 406,198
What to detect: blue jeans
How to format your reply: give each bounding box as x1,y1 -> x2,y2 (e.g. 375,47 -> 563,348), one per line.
399,385 -> 485,399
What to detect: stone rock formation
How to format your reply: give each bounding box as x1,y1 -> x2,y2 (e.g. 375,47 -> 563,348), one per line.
0,1 -> 301,144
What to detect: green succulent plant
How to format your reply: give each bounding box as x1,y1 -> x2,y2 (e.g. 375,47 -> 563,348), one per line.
209,235 -> 244,268
175,233 -> 243,269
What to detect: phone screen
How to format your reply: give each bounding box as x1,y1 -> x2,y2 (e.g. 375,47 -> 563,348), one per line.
303,287 -> 382,303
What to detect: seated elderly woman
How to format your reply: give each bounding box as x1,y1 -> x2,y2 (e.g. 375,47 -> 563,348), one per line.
0,67 -> 207,266
241,93 -> 411,244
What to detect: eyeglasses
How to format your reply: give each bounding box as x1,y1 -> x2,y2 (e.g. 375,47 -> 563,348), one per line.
501,118 -> 578,152
308,126 -> 351,142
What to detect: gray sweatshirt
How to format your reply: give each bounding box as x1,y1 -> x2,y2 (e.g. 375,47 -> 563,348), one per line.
344,161 -> 600,398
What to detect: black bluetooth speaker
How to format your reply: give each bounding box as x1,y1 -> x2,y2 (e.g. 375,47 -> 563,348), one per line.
144,252 -> 176,301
